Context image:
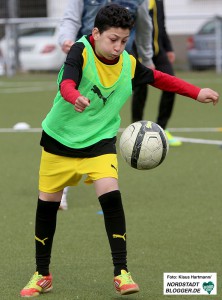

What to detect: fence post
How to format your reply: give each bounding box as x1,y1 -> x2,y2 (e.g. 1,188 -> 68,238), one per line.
215,16 -> 222,74
6,0 -> 19,76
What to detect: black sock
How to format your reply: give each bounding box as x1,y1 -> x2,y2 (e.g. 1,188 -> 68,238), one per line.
35,198 -> 60,276
98,190 -> 128,276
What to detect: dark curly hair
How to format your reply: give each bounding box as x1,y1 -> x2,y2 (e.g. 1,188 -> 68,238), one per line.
94,3 -> 135,33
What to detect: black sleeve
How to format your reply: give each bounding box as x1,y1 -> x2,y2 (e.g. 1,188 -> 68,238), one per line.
61,42 -> 85,88
132,59 -> 155,89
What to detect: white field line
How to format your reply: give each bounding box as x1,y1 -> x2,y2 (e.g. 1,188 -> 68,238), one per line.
0,81 -> 55,86
3,127 -> 221,133
0,85 -> 56,93
181,78 -> 222,84
171,136 -> 222,145
0,128 -> 42,132
118,127 -> 222,133
168,127 -> 222,132
0,81 -> 56,93
0,127 -> 221,145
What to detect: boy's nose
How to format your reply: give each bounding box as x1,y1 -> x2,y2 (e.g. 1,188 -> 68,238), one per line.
114,42 -> 122,52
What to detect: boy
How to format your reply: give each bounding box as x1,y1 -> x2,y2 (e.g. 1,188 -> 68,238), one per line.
58,0 -> 154,210
20,4 -> 219,298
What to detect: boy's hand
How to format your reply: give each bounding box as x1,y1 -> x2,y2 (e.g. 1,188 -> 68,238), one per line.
74,96 -> 90,112
197,88 -> 219,106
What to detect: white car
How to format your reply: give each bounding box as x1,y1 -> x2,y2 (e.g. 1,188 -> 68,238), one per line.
0,23 -> 67,71
187,17 -> 222,70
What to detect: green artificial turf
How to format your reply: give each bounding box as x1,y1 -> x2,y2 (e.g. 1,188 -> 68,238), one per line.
0,71 -> 221,299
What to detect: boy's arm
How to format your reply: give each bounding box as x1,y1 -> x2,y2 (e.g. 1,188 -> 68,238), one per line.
60,79 -> 80,105
151,70 -> 219,105
60,80 -> 90,112
60,42 -> 90,112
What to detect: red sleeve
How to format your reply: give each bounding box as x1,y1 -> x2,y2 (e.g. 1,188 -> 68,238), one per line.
60,79 -> 81,105
151,69 -> 201,100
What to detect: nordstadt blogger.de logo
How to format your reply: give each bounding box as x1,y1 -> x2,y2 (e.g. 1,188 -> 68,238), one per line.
163,273 -> 217,295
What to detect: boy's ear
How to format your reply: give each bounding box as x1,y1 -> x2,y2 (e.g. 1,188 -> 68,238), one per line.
92,27 -> 100,40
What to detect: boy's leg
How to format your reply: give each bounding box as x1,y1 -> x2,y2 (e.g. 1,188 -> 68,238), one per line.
98,190 -> 127,276
20,191 -> 62,297
35,196 -> 61,275
95,178 -> 139,295
20,151 -> 81,297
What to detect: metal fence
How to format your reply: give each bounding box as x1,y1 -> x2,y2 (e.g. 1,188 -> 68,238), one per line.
0,0 -> 221,76
0,0 -> 47,18
0,17 -> 61,76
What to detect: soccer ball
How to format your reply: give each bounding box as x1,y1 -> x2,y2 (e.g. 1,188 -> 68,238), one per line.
119,121 -> 169,170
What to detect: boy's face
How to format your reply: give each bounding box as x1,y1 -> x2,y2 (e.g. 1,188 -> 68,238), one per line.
92,27 -> 130,60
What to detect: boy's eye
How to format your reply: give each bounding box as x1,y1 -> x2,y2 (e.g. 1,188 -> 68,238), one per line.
109,38 -> 128,44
